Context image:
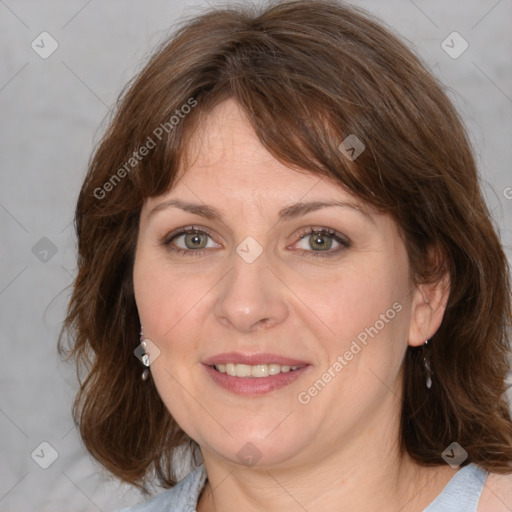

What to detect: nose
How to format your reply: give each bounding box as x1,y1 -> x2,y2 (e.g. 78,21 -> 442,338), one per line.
213,248 -> 289,333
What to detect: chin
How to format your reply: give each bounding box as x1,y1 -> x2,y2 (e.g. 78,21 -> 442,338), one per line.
197,425 -> 310,470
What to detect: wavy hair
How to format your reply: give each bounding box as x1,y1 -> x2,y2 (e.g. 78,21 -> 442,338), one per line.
59,0 -> 512,492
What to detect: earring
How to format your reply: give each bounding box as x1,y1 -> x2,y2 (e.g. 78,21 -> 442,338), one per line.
423,339 -> 433,389
140,326 -> 150,381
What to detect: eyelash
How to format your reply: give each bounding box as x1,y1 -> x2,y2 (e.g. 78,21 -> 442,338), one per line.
295,227 -> 350,258
161,225 -> 351,258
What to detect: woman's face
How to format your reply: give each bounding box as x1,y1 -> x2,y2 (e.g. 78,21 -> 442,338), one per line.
133,99 -> 433,469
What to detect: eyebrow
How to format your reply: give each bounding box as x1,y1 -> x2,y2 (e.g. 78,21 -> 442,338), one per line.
147,198 -> 374,224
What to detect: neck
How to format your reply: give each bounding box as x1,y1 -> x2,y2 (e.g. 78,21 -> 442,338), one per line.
196,419 -> 457,512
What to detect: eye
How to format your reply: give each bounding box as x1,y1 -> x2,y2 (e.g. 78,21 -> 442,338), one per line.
161,226 -> 349,258
162,226 -> 220,255
292,227 -> 350,257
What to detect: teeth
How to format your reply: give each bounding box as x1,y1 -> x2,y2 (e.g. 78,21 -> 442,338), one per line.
214,363 -> 304,377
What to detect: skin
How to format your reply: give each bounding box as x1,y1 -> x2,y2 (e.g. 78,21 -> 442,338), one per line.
133,98 -> 473,511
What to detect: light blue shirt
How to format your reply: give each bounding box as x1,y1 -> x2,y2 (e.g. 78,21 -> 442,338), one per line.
117,463 -> 488,512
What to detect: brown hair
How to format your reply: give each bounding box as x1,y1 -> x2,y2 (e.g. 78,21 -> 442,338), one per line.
59,0 -> 512,492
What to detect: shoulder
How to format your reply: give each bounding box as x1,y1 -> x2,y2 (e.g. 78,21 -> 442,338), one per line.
115,464 -> 207,512
116,487 -> 176,512
478,471 -> 512,512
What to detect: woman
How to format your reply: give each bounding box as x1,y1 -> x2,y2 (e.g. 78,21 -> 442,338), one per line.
60,1 -> 512,510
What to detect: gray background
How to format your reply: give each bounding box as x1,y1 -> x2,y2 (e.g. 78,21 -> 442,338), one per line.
1,0 -> 511,510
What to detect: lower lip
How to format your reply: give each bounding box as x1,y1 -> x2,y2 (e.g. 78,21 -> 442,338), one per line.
203,364 -> 311,396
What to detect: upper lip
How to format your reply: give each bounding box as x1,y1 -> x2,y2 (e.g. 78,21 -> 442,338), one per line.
202,352 -> 310,366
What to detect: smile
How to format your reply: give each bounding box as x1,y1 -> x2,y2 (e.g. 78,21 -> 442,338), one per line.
203,363 -> 311,395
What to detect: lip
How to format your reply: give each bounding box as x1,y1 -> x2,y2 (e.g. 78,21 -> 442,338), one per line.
202,352 -> 310,366
203,363 -> 311,396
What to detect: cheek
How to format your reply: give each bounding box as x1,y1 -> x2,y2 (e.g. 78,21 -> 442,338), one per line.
133,252 -> 206,431
134,247 -> 188,332
133,250 -> 214,362
296,266 -> 410,418
302,261 -> 406,341
296,253 -> 411,386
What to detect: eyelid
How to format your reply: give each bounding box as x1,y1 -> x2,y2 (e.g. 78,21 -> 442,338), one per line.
295,226 -> 349,242
161,225 -> 218,245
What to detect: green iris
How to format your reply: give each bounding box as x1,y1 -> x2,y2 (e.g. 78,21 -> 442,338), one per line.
308,233 -> 333,251
184,232 -> 208,249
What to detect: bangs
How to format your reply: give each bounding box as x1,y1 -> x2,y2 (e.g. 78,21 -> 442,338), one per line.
132,73 -> 363,208
125,19 -> 427,213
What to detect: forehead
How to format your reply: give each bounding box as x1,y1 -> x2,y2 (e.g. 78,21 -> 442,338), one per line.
142,99 -> 392,233
140,98 -> 403,255
175,99 -> 346,201
183,99 -> 280,173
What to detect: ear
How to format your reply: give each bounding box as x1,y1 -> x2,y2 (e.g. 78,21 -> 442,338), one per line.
408,249 -> 450,347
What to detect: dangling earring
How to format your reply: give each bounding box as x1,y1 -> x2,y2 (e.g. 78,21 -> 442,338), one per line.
140,326 -> 150,381
423,338 -> 433,389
